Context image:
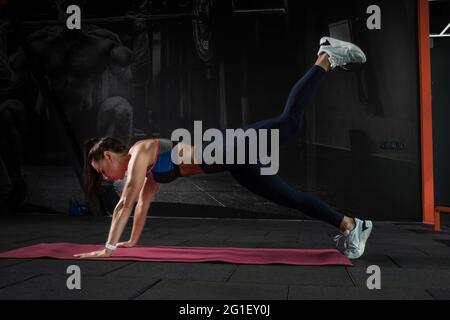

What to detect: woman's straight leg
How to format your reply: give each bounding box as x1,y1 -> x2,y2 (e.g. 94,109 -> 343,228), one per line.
230,164 -> 344,228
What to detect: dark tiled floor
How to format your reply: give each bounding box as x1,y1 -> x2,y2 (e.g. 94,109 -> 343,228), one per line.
0,214 -> 449,300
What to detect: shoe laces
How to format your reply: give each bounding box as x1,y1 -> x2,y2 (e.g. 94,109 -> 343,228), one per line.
333,234 -> 347,249
333,228 -> 358,251
328,47 -> 350,70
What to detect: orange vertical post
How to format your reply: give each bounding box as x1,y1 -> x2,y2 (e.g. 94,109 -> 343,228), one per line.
417,0 -> 435,225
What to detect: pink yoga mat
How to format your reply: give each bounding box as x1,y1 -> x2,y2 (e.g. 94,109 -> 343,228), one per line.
0,243 -> 352,266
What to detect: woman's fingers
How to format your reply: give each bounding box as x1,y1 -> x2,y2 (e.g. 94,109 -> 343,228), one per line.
74,251 -> 101,258
73,253 -> 86,258
117,241 -> 133,248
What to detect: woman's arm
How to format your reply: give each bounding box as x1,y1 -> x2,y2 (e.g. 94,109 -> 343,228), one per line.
75,143 -> 155,258
118,175 -> 159,247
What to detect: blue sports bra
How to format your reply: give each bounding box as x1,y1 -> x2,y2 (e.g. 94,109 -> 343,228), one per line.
146,139 -> 181,184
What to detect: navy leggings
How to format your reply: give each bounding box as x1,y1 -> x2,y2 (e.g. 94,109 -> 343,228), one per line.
201,65 -> 344,228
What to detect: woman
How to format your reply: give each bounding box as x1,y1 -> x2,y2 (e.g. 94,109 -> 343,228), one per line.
75,37 -> 373,260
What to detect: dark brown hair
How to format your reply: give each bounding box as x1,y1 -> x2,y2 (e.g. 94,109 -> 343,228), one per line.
83,137 -> 128,200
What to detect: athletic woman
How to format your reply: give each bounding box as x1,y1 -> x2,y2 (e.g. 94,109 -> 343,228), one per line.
75,37 -> 373,260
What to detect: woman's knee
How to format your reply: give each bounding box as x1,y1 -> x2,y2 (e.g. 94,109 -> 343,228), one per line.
276,114 -> 301,139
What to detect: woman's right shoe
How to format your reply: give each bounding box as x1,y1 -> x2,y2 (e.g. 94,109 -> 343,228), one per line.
334,218 -> 373,260
317,36 -> 367,70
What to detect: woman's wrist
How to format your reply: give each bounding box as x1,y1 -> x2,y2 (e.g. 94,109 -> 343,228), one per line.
105,242 -> 117,252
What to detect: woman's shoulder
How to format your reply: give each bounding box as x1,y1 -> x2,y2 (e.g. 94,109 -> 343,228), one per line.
129,139 -> 159,154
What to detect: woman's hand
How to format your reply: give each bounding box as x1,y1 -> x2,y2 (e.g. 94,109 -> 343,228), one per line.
116,240 -> 136,248
74,249 -> 112,259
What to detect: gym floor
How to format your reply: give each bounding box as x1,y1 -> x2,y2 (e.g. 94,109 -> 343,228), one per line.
0,166 -> 450,300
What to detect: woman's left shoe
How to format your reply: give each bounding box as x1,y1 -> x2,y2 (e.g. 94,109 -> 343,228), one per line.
317,36 -> 367,70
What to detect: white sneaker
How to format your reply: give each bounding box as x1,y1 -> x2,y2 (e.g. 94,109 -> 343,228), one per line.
334,218 -> 373,259
317,36 -> 367,70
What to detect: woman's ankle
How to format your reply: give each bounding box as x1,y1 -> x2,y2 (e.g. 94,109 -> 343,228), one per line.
339,216 -> 356,233
315,53 -> 331,72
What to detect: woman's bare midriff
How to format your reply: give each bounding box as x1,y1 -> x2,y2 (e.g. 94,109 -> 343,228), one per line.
175,143 -> 206,177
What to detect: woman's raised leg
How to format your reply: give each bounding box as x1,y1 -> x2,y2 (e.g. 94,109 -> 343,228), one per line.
241,54 -> 330,147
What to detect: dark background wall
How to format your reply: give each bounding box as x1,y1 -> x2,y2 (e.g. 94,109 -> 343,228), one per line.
1,0 -> 423,220
432,38 -> 450,207
430,0 -> 450,208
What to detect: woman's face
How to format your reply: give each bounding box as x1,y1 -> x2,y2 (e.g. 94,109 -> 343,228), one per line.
91,151 -> 126,181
